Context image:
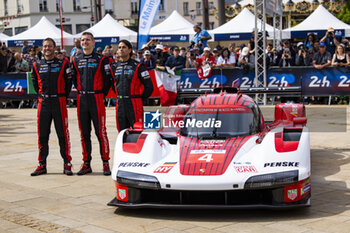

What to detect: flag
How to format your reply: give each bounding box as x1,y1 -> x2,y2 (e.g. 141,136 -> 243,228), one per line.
26,72 -> 37,94
155,68 -> 180,106
138,0 -> 161,50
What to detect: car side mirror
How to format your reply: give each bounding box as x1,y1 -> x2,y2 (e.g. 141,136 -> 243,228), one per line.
293,117 -> 307,127
133,122 -> 143,130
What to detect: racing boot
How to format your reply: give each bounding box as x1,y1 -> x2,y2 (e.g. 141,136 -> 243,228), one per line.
63,163 -> 73,176
77,162 -> 92,175
31,164 -> 47,176
103,161 -> 111,176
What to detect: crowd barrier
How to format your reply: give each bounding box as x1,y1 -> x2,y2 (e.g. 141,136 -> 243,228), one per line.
1,67 -> 350,100
179,67 -> 350,96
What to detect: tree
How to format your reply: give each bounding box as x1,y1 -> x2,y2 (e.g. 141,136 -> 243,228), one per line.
337,2 -> 350,24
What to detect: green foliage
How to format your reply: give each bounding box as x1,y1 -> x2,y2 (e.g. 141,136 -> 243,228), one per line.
337,2 -> 350,24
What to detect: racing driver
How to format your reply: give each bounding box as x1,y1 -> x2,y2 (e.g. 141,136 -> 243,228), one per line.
31,37 -> 73,176
111,40 -> 153,131
71,32 -> 112,176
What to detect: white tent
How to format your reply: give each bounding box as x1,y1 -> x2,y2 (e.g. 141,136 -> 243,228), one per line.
75,14 -> 137,43
210,8 -> 278,41
149,10 -> 195,42
0,33 -> 9,41
7,16 -> 74,47
283,5 -> 350,39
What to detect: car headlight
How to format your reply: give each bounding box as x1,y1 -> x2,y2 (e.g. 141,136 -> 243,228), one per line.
117,170 -> 161,189
244,170 -> 298,189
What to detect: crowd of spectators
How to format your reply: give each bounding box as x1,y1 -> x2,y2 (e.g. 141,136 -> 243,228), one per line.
1,26 -> 350,107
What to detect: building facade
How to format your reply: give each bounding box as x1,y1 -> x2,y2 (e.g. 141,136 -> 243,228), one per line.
0,0 -> 102,36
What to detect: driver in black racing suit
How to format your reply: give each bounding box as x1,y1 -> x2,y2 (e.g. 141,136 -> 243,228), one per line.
111,40 -> 153,131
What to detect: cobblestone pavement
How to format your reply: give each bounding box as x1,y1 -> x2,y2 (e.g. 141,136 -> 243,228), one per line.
0,106 -> 349,233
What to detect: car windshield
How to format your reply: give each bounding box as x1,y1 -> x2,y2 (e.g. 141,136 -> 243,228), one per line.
180,106 -> 259,138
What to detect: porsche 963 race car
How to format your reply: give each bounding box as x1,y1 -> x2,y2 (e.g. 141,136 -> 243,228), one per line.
108,89 -> 311,209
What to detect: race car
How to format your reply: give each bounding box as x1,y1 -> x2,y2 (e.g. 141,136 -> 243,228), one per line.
108,90 -> 311,209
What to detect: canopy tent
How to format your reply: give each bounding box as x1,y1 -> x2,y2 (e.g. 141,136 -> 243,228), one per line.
210,8 -> 278,41
283,5 -> 350,39
74,14 -> 137,44
0,33 -> 9,41
7,16 -> 74,47
149,10 -> 195,42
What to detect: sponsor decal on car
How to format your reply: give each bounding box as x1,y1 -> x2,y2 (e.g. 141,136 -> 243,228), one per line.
264,162 -> 299,167
199,139 -> 225,147
234,165 -> 258,173
115,183 -> 128,202
189,149 -> 226,163
118,162 -> 150,168
154,162 -> 177,173
287,189 -> 298,200
301,183 -> 311,195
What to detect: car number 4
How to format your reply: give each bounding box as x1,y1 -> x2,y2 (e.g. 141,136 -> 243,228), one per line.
198,154 -> 213,162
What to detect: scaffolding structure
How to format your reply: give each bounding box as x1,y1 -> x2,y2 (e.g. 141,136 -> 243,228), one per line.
254,0 -> 282,105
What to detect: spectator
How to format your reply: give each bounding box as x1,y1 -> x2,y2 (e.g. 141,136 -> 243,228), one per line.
238,47 -> 255,72
22,40 -> 30,54
313,42 -> 332,69
313,41 -> 320,53
7,50 -> 16,72
248,30 -> 255,53
212,48 -> 220,63
331,44 -> 350,67
304,33 -> 317,50
164,46 -> 185,71
154,44 -> 168,66
216,47 -> 235,67
14,52 -> 29,72
96,47 -> 103,55
0,42 -> 8,73
266,43 -> 275,66
55,51 -> 64,60
114,51 -> 120,62
180,47 -> 187,57
23,47 -> 38,70
295,42 -> 312,66
61,49 -> 69,60
70,38 -> 81,57
36,46 -> 43,60
185,49 -> 196,68
145,39 -> 158,54
228,43 -> 238,63
194,47 -> 216,68
320,27 -> 340,55
140,50 -> 156,70
276,40 -> 296,67
136,50 -> 143,62
193,25 -> 212,48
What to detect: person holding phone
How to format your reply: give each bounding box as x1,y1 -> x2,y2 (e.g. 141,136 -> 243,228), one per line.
320,27 -> 340,55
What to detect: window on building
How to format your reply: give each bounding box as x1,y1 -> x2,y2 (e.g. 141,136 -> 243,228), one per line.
159,0 -> 165,12
76,24 -> 90,34
39,0 -> 48,12
131,0 -> 138,15
56,0 -> 64,12
196,2 -> 201,15
4,0 -> 8,15
209,22 -> 214,29
15,26 -> 27,35
73,0 -> 81,11
3,28 -> 12,36
17,0 -> 22,14
209,2 -> 214,15
56,24 -> 72,34
183,2 -> 189,16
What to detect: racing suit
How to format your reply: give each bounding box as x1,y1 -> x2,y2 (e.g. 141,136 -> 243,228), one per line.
111,58 -> 153,131
72,52 -> 112,163
32,57 -> 72,165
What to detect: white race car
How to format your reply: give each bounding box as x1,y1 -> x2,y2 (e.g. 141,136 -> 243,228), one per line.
108,91 -> 311,209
